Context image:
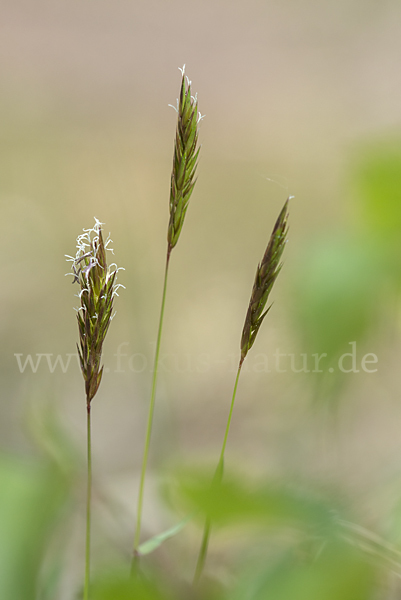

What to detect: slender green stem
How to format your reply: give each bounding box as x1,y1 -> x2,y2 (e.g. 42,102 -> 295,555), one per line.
219,361 -> 243,465
193,517 -> 211,584
132,250 -> 171,566
193,360 -> 243,584
84,401 -> 92,600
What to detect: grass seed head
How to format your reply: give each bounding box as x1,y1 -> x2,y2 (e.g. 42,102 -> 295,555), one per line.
240,199 -> 289,362
66,218 -> 124,405
167,66 -> 202,255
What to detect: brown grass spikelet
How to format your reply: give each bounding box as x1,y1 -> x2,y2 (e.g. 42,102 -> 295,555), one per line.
66,218 -> 124,405
240,199 -> 289,362
167,65 -> 203,256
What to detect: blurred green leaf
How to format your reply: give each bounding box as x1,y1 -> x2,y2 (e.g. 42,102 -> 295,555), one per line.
91,571 -> 171,600
290,234 -> 387,401
354,141 -> 401,238
173,470 -> 337,535
138,516 -> 192,556
231,540 -> 375,600
0,456 -> 68,599
293,236 -> 383,359
28,400 -> 80,478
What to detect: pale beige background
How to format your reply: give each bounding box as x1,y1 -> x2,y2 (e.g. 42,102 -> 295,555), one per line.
1,0 -> 401,582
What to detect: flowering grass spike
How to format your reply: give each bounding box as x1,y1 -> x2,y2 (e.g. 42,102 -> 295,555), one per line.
132,67 -> 202,567
167,65 -> 202,255
240,199 -> 289,362
67,218 -> 123,405
194,199 -> 289,583
66,218 -> 123,600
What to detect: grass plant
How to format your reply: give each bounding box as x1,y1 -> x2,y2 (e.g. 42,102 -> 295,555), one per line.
194,199 -> 289,583
66,219 -> 123,600
132,66 -> 202,567
33,69 -> 392,600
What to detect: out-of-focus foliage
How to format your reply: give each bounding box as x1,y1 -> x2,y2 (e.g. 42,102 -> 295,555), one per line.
0,456 -> 68,599
292,235 -> 384,363
291,140 -> 401,400
87,468 -> 380,600
169,468 -> 336,534
354,142 -> 401,241
138,516 -> 191,556
91,571 -> 172,600
231,540 -> 375,600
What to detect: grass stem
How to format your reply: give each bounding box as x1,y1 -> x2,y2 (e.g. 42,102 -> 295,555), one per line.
132,250 -> 171,566
219,360 -> 243,465
193,200 -> 288,584
68,220 -> 122,598
193,517 -> 211,585
84,401 -> 92,600
193,359 -> 243,584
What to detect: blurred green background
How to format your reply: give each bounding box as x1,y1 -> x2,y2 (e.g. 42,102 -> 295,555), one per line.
2,0 -> 401,597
